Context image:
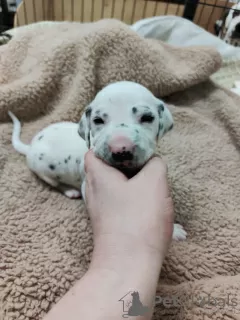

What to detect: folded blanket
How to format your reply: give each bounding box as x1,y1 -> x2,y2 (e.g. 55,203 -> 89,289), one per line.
211,58 -> 240,90
131,16 -> 240,60
1,19 -> 240,320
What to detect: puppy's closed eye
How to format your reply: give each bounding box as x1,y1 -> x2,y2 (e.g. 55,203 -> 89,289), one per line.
140,114 -> 155,123
93,117 -> 104,125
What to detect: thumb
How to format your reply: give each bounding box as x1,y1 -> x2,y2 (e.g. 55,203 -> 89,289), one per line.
131,156 -> 170,196
84,150 -> 127,183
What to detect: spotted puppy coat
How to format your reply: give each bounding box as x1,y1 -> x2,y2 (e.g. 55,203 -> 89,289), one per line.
78,81 -> 186,241
8,81 -> 186,241
8,112 -> 87,199
215,3 -> 240,46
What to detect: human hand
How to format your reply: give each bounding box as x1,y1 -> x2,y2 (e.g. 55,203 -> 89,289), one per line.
43,154 -> 174,320
84,150 -> 174,261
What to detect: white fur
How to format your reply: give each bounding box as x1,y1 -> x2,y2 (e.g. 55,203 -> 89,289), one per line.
78,81 -> 186,241
8,111 -> 88,199
9,81 -> 186,241
220,4 -> 240,45
172,224 -> 187,241
78,81 -> 174,169
225,3 -> 240,30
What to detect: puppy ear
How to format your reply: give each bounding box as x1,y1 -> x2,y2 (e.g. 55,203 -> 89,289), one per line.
217,9 -> 229,37
223,8 -> 230,24
78,106 -> 92,148
156,101 -> 174,140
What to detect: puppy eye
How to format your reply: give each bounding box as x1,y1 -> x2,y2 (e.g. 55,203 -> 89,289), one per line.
140,114 -> 155,123
233,11 -> 240,19
93,117 -> 104,125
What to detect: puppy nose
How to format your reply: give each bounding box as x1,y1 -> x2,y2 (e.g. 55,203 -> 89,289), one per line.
108,136 -> 135,162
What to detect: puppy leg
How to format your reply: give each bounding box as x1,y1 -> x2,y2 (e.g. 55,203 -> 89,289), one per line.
38,174 -> 81,199
57,184 -> 82,199
172,224 -> 187,241
63,190 -> 81,199
38,174 -> 59,187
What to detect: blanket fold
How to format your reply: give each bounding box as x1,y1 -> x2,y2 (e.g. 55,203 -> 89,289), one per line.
0,19 -> 221,123
0,19 -> 240,320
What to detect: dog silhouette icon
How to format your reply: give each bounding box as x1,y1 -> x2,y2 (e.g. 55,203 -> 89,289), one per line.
127,291 -> 149,316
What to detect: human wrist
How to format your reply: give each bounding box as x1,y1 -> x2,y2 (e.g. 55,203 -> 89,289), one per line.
85,233 -> 164,320
89,233 -> 164,274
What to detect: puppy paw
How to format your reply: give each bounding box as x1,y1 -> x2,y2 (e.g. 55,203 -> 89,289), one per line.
64,189 -> 81,199
172,224 -> 187,241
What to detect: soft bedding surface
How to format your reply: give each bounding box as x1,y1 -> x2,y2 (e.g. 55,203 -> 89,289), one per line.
1,19 -> 240,320
131,15 -> 240,60
131,16 -> 240,93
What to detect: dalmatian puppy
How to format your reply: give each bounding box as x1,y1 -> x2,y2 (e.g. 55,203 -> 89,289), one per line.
215,3 -> 240,46
8,81 -> 186,241
78,81 -> 186,241
8,111 -> 88,199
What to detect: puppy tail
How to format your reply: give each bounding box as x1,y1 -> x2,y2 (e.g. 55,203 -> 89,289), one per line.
8,111 -> 30,155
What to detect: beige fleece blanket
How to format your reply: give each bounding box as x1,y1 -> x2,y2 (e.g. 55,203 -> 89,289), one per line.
211,58 -> 240,90
1,19 -> 240,320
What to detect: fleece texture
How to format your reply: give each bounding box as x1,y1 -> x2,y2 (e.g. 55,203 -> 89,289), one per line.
211,58 -> 240,90
0,19 -> 240,320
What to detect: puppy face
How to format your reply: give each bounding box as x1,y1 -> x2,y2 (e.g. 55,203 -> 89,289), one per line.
79,81 -> 173,171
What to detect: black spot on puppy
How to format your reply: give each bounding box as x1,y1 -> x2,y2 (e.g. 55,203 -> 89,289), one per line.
39,153 -> 44,160
79,122 -> 83,132
38,135 -> 44,141
64,159 -> 68,164
103,113 -> 108,118
135,129 -> 139,134
157,104 -> 165,117
95,110 -> 100,115
132,107 -> 137,113
156,123 -> 164,139
49,164 -> 55,170
76,159 -> 80,164
68,155 -> 71,160
86,106 -> 92,118
120,123 -> 127,127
